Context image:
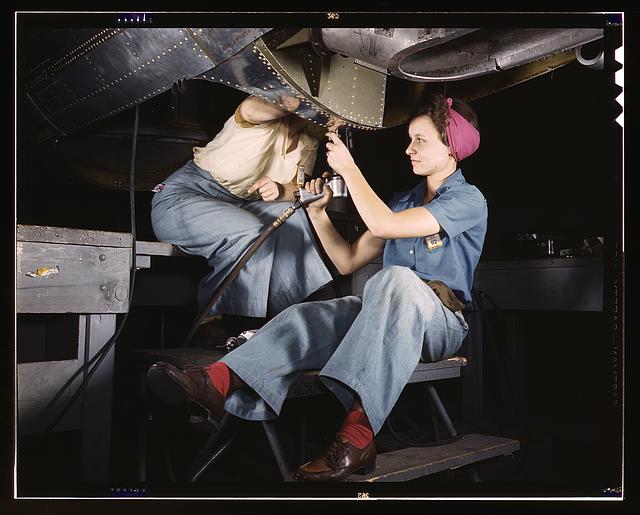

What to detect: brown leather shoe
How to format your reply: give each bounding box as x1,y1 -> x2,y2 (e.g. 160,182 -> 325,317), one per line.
147,361 -> 225,426
296,436 -> 376,481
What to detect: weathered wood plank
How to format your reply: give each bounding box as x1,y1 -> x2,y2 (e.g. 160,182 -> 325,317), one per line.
17,224 -> 132,247
347,433 -> 520,482
16,241 -> 131,313
407,366 -> 462,383
288,357 -> 466,398
407,359 -> 466,383
17,359 -> 84,402
17,224 -> 182,256
424,356 -> 467,369
135,240 -> 182,256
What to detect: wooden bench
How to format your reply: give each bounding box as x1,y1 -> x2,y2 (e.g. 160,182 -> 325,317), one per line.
134,347 -> 519,482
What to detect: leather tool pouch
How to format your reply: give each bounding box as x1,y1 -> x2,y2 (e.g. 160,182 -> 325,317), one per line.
423,279 -> 466,312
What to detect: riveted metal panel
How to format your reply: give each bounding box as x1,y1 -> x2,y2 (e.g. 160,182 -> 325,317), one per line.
319,55 -> 387,128
200,39 -> 335,131
200,36 -> 387,131
259,37 -> 388,129
187,27 -> 271,64
23,28 -> 270,136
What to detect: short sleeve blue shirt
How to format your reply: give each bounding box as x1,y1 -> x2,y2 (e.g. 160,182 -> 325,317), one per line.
382,169 -> 487,304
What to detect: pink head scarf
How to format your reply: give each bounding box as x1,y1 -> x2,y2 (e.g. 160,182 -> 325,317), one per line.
444,97 -> 480,162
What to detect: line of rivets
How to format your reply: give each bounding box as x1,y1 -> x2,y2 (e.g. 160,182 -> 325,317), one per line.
28,29 -> 121,89
77,38 -> 381,132
47,29 -> 210,119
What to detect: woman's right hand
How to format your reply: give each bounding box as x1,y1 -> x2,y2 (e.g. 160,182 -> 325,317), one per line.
304,172 -> 333,211
278,94 -> 301,113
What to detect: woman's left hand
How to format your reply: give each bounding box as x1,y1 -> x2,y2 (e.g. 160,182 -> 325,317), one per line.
247,177 -> 283,201
326,132 -> 357,177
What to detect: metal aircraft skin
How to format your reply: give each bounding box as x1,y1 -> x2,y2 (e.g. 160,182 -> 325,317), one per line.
22,27 -> 604,138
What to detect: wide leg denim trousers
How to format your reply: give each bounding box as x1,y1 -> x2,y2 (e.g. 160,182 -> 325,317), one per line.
151,161 -> 333,318
220,265 -> 469,434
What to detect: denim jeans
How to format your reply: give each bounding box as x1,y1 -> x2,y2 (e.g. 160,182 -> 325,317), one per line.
151,160 -> 333,317
221,266 -> 469,434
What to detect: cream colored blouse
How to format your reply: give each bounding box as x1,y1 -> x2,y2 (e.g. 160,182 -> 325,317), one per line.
193,107 -> 318,199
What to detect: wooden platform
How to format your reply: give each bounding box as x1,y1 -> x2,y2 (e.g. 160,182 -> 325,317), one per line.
347,433 -> 519,482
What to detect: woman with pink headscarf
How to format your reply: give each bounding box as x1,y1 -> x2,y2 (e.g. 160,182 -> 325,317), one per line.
147,93 -> 487,482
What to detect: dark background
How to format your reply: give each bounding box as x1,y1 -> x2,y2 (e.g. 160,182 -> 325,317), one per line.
9,14 -> 631,506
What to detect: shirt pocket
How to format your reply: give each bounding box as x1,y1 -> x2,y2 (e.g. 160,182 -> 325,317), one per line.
414,237 -> 447,274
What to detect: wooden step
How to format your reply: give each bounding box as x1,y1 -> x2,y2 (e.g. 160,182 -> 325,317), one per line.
347,433 -> 520,482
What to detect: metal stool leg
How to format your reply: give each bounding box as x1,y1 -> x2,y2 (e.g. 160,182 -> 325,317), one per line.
425,383 -> 458,438
187,413 -> 236,481
429,396 -> 442,441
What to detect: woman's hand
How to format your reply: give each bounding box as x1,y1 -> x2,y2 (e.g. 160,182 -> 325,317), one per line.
278,94 -> 301,113
326,132 -> 358,177
247,177 -> 283,201
326,116 -> 345,133
304,172 -> 333,211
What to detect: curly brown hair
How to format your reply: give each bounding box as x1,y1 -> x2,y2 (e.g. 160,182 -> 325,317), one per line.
411,94 -> 480,147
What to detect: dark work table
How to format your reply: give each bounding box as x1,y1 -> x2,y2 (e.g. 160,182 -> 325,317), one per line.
474,256 -> 604,312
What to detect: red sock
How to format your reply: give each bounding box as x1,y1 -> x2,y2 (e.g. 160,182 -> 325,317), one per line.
205,362 -> 231,399
338,408 -> 373,449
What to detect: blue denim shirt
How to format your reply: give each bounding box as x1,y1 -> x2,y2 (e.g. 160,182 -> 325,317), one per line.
382,169 -> 487,304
